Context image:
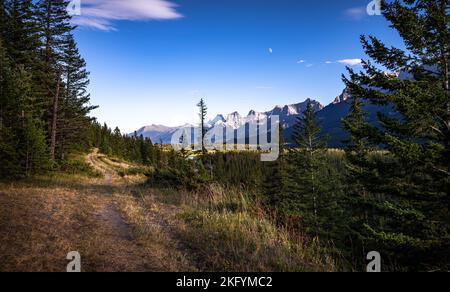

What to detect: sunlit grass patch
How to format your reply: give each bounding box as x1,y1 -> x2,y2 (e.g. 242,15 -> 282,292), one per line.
171,184 -> 337,272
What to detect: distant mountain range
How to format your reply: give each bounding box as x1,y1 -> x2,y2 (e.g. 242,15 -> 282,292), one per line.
134,124 -> 191,145
132,87 -> 396,148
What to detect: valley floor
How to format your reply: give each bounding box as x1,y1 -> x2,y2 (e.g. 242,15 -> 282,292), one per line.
0,150 -> 334,272
0,150 -> 196,272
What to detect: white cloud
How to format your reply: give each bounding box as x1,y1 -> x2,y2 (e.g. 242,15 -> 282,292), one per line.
325,61 -> 334,64
297,59 -> 305,64
344,7 -> 367,20
337,59 -> 363,66
306,64 -> 314,68
72,0 -> 183,31
269,48 -> 273,54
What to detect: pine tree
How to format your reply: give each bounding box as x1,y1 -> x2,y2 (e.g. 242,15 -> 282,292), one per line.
110,127 -> 124,157
263,124 -> 289,212
36,0 -> 72,160
343,0 -> 449,271
99,123 -> 112,156
139,135 -> 150,164
197,98 -> 208,154
4,0 -> 47,120
58,34 -> 97,159
285,101 -> 337,238
342,96 -> 371,209
5,0 -> 41,67
341,94 -> 382,264
37,0 -> 72,66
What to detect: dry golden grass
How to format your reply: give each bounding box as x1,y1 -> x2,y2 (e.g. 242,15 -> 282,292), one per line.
0,179 -> 156,271
178,209 -> 336,272
0,152 -> 195,272
113,190 -> 196,272
0,150 -> 336,272
0,184 -> 84,272
149,184 -> 337,272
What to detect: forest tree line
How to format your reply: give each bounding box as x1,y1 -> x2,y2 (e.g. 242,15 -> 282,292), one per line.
0,0 -> 96,177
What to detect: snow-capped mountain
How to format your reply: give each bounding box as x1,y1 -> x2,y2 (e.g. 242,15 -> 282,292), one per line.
266,99 -> 323,128
131,89 -> 396,147
225,112 -> 244,129
267,99 -> 323,117
132,99 -> 325,144
204,99 -> 324,130
136,124 -> 173,135
247,110 -> 267,123
332,87 -> 351,104
133,124 -> 193,144
207,114 -> 226,128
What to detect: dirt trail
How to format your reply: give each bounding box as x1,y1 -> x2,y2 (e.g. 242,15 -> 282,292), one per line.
83,149 -> 195,271
87,149 -> 113,184
0,149 -> 196,272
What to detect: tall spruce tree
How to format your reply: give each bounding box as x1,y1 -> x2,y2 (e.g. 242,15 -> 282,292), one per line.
285,101 -> 341,239
36,0 -> 72,160
37,0 -> 71,66
5,1 -> 41,67
263,124 -> 289,213
343,0 -> 449,271
4,0 -> 47,117
139,135 -> 150,164
197,98 -> 208,154
58,34 -> 96,159
341,94 -> 383,265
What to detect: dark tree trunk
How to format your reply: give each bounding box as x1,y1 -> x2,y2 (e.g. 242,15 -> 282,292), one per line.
50,68 -> 61,161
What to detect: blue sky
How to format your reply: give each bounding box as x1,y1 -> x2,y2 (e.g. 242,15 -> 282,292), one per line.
72,0 -> 405,133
